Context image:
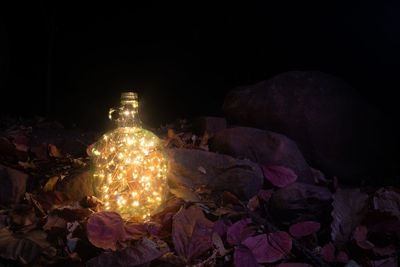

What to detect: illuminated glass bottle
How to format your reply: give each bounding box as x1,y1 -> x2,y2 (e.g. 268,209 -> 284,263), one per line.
91,92 -> 168,221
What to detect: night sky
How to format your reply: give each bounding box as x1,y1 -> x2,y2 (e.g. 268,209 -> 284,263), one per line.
1,1 -> 399,130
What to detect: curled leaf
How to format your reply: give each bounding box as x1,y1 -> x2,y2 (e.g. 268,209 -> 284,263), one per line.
260,165 -> 297,187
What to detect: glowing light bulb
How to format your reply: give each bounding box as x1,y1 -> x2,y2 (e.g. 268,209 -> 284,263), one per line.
91,92 -> 168,221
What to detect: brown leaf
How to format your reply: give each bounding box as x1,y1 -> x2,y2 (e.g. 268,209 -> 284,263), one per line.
48,144 -> 64,158
43,214 -> 67,230
247,195 -> 259,211
43,176 -> 59,192
35,191 -> 72,211
87,211 -> 125,251
172,205 -> 214,263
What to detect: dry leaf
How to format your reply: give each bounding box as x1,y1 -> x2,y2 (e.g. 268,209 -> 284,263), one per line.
172,205 -> 214,263
242,231 -> 292,263
331,188 -> 368,246
43,176 -> 59,192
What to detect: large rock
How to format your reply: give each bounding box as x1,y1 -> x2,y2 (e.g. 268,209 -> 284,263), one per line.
210,127 -> 313,184
0,164 -> 28,204
222,71 -> 392,181
55,168 -> 94,201
192,116 -> 227,136
168,148 -> 263,200
269,182 -> 332,225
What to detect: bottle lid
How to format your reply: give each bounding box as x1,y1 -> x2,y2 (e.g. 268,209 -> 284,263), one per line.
121,92 -> 138,101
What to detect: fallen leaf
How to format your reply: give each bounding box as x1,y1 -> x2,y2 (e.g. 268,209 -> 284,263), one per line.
43,176 -> 59,192
247,195 -> 259,211
227,218 -> 255,245
35,191 -> 72,211
289,221 -> 320,238
212,232 -> 229,256
373,188 -> 400,220
233,246 -> 258,267
87,211 -> 125,251
320,242 -> 335,262
242,231 -> 292,263
123,221 -> 148,240
172,205 -> 214,263
43,214 -> 67,230
12,135 -> 29,152
48,143 -> 64,158
87,238 -> 167,267
258,189 -> 273,202
213,219 -> 231,237
0,228 -> 56,264
331,188 -> 368,246
259,165 -> 297,187
336,251 -> 349,263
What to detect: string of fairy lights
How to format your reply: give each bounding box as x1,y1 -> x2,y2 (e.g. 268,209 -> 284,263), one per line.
91,92 -> 168,220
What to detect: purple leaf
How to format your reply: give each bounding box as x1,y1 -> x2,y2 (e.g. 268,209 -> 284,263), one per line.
213,219 -> 231,237
289,221 -> 320,238
227,218 -> 255,245
320,242 -> 335,262
87,211 -> 124,251
234,246 -> 258,267
242,232 -> 292,263
259,165 -> 297,187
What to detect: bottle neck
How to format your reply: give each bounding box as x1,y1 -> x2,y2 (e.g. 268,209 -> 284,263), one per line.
117,100 -> 142,128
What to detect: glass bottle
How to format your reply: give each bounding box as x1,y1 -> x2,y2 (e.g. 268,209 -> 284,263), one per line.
91,92 -> 168,221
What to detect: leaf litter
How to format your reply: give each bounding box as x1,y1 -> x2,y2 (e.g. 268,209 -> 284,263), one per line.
0,116 -> 399,266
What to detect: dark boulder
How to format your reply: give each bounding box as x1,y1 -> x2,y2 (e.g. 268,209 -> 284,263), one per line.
222,71 -> 392,182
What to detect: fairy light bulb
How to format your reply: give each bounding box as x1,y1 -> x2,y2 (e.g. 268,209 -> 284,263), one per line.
91,92 -> 168,221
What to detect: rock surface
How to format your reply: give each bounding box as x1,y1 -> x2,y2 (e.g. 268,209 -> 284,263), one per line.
210,127 -> 313,184
55,168 -> 94,201
0,164 -> 28,204
269,182 -> 332,224
167,148 -> 263,200
222,71 -> 392,181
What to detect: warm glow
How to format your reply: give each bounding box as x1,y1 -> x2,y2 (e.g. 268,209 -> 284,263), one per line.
91,92 -> 168,221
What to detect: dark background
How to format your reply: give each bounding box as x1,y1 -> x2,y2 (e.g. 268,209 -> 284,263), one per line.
1,1 -> 399,130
